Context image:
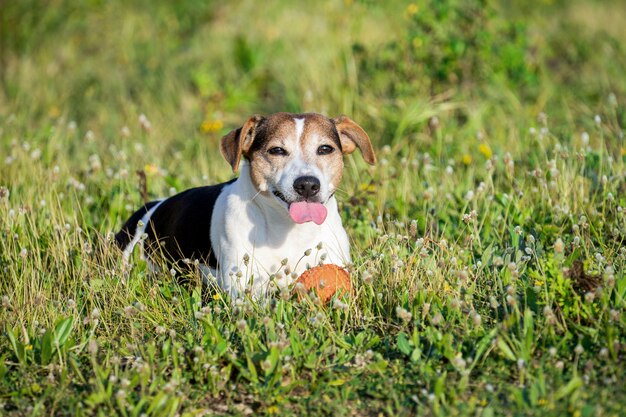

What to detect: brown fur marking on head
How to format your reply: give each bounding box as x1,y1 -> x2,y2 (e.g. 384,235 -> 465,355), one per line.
332,115 -> 376,165
220,115 -> 264,172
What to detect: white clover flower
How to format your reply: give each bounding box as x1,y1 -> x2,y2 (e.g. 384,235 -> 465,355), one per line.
139,114 -> 152,132
554,238 -> 564,254
236,319 -> 247,332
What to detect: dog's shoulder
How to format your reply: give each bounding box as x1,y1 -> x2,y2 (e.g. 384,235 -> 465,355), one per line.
145,178 -> 237,265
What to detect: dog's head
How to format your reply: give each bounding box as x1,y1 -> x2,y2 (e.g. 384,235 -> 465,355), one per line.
221,112 -> 376,225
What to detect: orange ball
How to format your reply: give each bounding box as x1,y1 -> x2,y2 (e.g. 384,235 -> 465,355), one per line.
294,264 -> 351,304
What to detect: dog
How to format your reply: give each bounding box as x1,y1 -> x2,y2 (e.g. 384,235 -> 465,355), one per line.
115,112 -> 376,299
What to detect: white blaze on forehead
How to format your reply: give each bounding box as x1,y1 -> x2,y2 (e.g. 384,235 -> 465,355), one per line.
294,118 -> 305,142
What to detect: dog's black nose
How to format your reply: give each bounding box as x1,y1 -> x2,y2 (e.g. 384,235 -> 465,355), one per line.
293,176 -> 321,199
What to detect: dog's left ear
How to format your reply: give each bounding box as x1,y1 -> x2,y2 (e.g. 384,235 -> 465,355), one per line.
220,115 -> 264,172
333,115 -> 376,165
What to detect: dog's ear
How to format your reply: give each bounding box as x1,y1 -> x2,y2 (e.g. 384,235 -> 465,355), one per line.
332,115 -> 376,165
220,115 -> 264,172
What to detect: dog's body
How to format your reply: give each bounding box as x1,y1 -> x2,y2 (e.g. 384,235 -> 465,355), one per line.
116,112 -> 375,299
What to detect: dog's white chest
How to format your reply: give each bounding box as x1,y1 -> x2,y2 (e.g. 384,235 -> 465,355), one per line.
208,176 -> 350,298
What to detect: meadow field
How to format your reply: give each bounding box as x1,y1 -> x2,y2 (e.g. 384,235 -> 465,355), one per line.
1,0 -> 626,415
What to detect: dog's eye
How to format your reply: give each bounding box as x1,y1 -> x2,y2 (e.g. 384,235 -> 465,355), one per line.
317,145 -> 335,155
268,147 -> 288,156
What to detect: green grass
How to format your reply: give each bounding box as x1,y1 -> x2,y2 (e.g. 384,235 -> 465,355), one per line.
1,0 -> 626,415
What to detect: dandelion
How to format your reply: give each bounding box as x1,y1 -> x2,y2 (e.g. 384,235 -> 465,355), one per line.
574,344 -> 584,355
478,143 -> 492,159
594,115 -> 602,125
200,119 -> 224,133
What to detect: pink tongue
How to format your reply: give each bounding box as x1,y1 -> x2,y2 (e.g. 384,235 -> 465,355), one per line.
289,202 -> 328,225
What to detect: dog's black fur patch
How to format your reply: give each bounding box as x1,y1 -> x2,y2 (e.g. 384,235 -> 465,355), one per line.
116,179 -> 236,268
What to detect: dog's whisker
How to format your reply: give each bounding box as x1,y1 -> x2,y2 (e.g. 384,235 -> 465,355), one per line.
250,190 -> 263,202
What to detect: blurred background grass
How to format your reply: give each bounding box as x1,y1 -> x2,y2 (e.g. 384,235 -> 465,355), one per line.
2,0 -> 625,144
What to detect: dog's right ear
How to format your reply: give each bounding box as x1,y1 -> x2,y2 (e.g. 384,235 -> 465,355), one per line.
220,115 -> 264,172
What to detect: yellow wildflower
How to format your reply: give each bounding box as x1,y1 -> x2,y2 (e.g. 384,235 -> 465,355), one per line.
406,3 -> 419,15
462,154 -> 473,165
200,120 -> 224,133
360,182 -> 376,192
478,143 -> 493,159
48,106 -> 61,118
144,164 -> 159,176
